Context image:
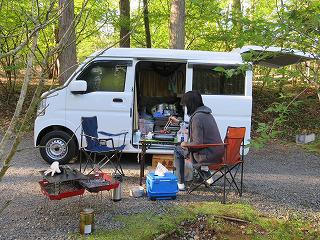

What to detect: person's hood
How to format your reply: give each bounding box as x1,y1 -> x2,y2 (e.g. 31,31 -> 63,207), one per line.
190,105 -> 212,118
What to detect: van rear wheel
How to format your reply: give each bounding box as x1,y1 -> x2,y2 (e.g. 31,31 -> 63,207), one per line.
39,130 -> 76,165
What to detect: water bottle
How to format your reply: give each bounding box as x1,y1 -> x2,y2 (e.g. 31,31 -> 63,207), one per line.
179,122 -> 186,142
184,130 -> 189,142
112,173 -> 123,202
135,130 -> 141,143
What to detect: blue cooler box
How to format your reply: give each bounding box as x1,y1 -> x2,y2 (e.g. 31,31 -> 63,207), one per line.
146,172 -> 179,200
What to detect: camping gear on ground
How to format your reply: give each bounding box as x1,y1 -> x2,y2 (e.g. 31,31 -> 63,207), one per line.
152,155 -> 174,169
129,186 -> 144,197
80,116 -> 127,175
186,126 -> 246,203
39,167 -> 87,200
39,167 -> 120,200
112,173 -> 123,202
146,172 -> 179,200
78,172 -> 120,193
80,208 -> 94,234
184,159 -> 194,182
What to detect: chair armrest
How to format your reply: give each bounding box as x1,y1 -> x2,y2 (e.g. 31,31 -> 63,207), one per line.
186,143 -> 227,149
98,138 -> 115,147
81,133 -> 114,147
81,133 -> 99,141
98,131 -> 128,137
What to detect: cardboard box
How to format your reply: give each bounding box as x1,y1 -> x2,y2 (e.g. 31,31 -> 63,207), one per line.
152,154 -> 174,169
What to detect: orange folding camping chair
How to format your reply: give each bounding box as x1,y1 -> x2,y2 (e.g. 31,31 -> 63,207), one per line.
186,126 -> 246,203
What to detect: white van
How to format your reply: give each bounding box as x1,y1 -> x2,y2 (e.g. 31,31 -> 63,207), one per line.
34,46 -> 313,164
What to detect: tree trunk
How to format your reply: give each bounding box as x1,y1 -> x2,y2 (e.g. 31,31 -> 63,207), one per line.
58,0 -> 77,85
232,0 -> 242,48
143,0 -> 151,48
169,0 -> 185,49
119,0 -> 130,48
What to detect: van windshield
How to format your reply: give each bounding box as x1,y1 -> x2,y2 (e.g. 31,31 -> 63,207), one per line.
76,61 -> 127,93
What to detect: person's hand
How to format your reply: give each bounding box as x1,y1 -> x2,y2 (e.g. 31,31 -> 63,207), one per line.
44,161 -> 61,176
181,141 -> 187,150
168,116 -> 179,124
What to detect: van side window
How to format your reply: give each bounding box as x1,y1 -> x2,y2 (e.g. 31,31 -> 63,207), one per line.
192,65 -> 245,95
77,62 -> 127,92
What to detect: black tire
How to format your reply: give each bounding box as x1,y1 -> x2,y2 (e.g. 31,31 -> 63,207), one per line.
39,130 -> 76,165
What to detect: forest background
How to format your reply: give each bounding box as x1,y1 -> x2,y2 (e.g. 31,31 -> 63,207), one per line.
0,0 -> 319,155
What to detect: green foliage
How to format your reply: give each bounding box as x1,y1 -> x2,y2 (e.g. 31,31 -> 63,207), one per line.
214,64 -> 251,78
251,86 -> 320,147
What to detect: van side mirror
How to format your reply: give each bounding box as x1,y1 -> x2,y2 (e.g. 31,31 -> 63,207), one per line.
70,80 -> 87,93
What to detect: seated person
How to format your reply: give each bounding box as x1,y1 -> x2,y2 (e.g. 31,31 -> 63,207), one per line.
169,90 -> 224,191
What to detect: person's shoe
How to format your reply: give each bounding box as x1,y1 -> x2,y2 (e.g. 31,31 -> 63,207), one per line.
178,183 -> 185,191
206,177 -> 214,185
193,176 -> 213,185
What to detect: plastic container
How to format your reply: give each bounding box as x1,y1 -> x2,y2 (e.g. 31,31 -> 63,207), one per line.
183,130 -> 189,142
177,122 -> 188,142
146,172 -> 179,200
147,132 -> 153,140
135,130 -> 141,143
129,186 -> 144,197
139,119 -> 154,134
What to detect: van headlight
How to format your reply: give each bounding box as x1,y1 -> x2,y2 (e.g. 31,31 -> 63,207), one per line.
37,99 -> 46,116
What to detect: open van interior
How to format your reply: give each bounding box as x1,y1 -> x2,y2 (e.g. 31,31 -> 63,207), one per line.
133,61 -> 187,148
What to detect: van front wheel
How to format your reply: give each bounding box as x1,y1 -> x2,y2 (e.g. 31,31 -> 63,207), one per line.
39,130 -> 76,165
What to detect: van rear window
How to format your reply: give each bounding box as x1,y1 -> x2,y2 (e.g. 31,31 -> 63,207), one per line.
192,65 -> 245,95
77,61 -> 127,92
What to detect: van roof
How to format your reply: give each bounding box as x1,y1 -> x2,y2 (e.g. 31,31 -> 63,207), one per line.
89,48 -> 244,64
87,46 -> 315,68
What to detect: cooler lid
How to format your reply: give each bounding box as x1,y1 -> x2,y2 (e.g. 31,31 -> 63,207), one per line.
147,172 -> 177,181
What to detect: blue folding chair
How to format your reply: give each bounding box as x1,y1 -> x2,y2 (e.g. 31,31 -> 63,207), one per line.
80,116 -> 128,175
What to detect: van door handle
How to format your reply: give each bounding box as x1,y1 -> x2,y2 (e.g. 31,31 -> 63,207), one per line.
113,98 -> 123,103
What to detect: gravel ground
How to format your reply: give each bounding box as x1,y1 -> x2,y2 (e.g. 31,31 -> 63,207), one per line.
0,135 -> 320,239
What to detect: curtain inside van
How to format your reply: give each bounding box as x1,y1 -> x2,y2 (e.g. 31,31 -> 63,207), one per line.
139,70 -> 184,97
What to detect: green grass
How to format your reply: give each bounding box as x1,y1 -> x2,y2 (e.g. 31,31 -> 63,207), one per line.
72,202 -> 319,240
